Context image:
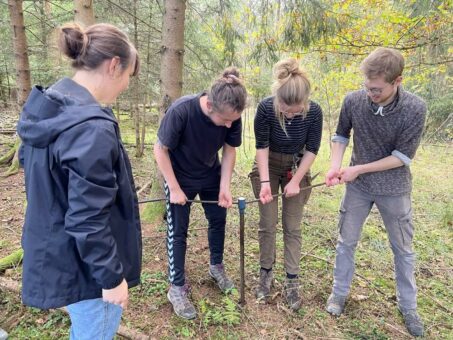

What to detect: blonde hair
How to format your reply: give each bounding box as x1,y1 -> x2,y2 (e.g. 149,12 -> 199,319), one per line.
360,47 -> 404,83
271,58 -> 311,134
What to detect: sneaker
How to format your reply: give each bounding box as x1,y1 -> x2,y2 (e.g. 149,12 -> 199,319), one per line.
326,293 -> 346,316
284,277 -> 302,311
209,263 -> 234,292
400,309 -> 424,337
255,269 -> 273,300
0,327 -> 8,340
167,284 -> 197,319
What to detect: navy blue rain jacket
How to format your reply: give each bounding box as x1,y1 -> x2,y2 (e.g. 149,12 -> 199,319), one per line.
17,78 -> 142,309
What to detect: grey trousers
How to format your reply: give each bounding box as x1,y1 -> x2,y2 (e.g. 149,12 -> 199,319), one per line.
250,151 -> 312,275
332,183 -> 418,311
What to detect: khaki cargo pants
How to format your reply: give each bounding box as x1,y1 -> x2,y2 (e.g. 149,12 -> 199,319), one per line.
249,151 -> 312,275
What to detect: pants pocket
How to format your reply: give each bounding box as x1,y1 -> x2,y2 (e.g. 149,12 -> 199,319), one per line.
299,173 -> 312,205
249,164 -> 261,199
338,208 -> 346,236
397,209 -> 414,248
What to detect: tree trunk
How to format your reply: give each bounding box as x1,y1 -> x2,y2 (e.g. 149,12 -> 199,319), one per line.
38,0 -> 50,60
159,0 -> 186,120
146,0 -> 186,223
5,0 -> 31,176
74,0 -> 95,27
8,0 -> 31,107
131,0 -> 143,158
134,103 -> 143,157
140,111 -> 146,156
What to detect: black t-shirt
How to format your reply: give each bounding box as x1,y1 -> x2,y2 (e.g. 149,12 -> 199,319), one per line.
157,93 -> 242,185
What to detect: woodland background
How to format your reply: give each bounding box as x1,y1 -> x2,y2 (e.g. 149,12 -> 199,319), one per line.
0,0 -> 452,339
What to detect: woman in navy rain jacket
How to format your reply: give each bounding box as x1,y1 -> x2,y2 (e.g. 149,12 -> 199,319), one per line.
17,23 -> 141,339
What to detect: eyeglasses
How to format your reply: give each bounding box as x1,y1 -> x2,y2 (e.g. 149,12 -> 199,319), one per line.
362,81 -> 395,95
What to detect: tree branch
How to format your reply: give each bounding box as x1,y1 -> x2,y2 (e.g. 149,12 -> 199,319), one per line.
104,0 -> 161,33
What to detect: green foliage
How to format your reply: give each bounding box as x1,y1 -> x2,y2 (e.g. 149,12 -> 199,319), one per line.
441,202 -> 453,229
176,325 -> 196,338
6,308 -> 70,339
282,0 -> 340,49
0,143 -> 16,166
199,295 -> 241,327
0,248 -> 23,272
347,319 -> 389,340
0,240 -> 6,249
140,271 -> 168,297
426,93 -> 453,139
141,201 -> 165,224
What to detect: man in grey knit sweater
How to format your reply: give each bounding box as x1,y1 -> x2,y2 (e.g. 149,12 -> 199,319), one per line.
325,48 -> 426,337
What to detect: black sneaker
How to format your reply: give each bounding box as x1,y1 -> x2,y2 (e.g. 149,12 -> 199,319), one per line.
400,309 -> 424,337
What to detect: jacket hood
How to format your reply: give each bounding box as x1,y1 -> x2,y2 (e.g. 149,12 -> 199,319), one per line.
17,77 -> 117,148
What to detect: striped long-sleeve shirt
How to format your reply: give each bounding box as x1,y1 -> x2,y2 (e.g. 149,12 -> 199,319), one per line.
254,96 -> 323,155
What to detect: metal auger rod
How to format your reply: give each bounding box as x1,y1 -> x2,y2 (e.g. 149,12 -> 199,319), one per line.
138,182 -> 326,205
238,197 -> 246,306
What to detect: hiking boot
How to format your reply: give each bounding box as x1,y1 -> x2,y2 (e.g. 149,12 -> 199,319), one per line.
400,309 -> 424,337
255,268 -> 273,300
209,263 -> 234,292
167,284 -> 197,320
326,293 -> 346,316
284,277 -> 302,311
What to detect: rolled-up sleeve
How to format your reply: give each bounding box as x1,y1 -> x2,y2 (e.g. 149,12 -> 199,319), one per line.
333,95 -> 352,145
393,105 -> 426,166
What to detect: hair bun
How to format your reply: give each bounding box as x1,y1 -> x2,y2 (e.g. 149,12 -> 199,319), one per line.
222,67 -> 240,79
59,23 -> 88,60
274,58 -> 300,80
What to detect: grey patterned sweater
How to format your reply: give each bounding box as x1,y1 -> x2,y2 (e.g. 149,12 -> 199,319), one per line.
333,87 -> 426,195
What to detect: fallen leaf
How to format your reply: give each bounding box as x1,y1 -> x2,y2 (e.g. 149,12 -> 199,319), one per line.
352,294 -> 369,301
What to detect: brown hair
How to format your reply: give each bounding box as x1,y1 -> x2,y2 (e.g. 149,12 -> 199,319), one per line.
208,67 -> 247,113
272,58 -> 311,133
360,47 -> 404,83
58,23 -> 139,76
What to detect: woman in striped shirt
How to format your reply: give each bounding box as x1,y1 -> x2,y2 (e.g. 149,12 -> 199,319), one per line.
250,58 -> 323,310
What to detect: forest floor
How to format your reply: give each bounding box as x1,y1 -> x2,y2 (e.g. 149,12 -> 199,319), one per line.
0,111 -> 452,339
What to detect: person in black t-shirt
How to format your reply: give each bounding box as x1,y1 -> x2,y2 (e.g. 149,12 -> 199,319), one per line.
249,58 -> 322,311
154,67 -> 247,320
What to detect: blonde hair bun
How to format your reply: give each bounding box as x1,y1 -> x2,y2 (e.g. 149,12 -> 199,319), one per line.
274,58 -> 301,80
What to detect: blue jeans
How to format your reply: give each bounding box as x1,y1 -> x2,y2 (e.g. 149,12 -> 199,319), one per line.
332,183 -> 417,311
67,298 -> 123,340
